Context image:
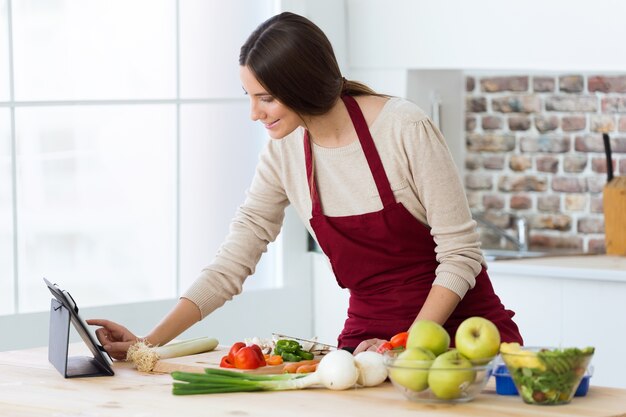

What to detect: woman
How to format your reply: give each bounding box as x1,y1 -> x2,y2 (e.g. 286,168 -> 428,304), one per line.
88,12 -> 522,358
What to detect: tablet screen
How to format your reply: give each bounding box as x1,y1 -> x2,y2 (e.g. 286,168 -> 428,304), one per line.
44,278 -> 114,372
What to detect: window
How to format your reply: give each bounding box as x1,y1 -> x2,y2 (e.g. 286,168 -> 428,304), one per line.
0,0 -> 8,101
2,0 -> 280,316
15,105 -> 177,312
0,107 -> 12,315
12,0 -> 176,101
179,102 -> 281,292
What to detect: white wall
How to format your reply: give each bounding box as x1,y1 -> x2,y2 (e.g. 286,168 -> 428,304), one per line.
281,0 -> 348,72
347,0 -> 626,72
405,70 -> 466,176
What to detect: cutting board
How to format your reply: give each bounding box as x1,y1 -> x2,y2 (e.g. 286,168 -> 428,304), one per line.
152,345 -> 289,374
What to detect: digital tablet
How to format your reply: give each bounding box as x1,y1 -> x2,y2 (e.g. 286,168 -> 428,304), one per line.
44,278 -> 114,376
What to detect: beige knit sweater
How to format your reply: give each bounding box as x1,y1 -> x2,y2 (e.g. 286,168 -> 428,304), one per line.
183,97 -> 485,319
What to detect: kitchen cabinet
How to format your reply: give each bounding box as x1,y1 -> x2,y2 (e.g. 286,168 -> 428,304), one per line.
2,344 -> 626,416
487,255 -> 626,389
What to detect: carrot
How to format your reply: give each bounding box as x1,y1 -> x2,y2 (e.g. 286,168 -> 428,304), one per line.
295,363 -> 318,373
282,359 -> 319,373
266,355 -> 284,366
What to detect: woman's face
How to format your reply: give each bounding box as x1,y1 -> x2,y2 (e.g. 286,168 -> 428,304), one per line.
240,66 -> 303,139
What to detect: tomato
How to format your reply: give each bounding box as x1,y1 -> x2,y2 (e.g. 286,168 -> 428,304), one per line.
234,346 -> 264,369
376,341 -> 394,354
389,331 -> 409,349
227,342 -> 246,364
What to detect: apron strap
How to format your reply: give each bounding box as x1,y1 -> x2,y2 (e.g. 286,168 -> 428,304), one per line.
304,130 -> 323,216
341,95 -> 396,207
304,95 -> 397,217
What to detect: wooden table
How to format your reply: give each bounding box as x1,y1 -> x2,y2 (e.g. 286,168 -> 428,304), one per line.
1,344 -> 626,417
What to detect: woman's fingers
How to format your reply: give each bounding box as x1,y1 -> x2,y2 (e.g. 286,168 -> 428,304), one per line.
353,338 -> 387,355
93,327 -> 111,345
87,319 -> 127,336
87,318 -> 138,359
105,341 -> 134,360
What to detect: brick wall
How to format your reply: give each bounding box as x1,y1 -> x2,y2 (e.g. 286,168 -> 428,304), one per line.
464,74 -> 626,253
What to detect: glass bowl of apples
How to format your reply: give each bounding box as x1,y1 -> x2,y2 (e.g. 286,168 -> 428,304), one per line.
383,348 -> 496,403
499,343 -> 595,405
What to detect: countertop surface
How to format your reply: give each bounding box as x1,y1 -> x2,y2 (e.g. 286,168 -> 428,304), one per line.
1,344 -> 626,417
487,254 -> 626,282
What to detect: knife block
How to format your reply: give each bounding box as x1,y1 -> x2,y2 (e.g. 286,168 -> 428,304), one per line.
603,177 -> 626,255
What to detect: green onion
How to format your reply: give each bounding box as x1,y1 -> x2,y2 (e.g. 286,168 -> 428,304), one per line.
171,369 -> 306,395
171,349 -> 361,395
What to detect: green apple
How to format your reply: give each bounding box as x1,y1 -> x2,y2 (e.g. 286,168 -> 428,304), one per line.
388,347 -> 435,392
454,316 -> 500,363
406,320 -> 450,356
427,349 -> 477,400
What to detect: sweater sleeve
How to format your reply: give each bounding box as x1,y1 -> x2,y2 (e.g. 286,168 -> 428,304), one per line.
404,118 -> 484,298
182,140 -> 289,318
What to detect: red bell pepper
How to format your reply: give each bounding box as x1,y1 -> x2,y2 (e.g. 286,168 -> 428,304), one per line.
389,331 -> 409,349
234,346 -> 264,369
220,342 -> 246,369
221,342 -> 267,370
219,355 -> 235,368
227,342 -> 246,364
249,344 -> 267,366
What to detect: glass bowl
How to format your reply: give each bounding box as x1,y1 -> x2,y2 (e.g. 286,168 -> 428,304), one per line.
494,363 -> 594,397
383,348 -> 495,403
499,345 -> 595,405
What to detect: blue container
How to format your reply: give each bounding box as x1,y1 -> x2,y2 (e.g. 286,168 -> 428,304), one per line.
494,365 -> 518,395
494,364 -> 592,397
575,373 -> 591,397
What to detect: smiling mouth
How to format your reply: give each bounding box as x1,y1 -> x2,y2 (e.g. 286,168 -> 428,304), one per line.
264,120 -> 279,129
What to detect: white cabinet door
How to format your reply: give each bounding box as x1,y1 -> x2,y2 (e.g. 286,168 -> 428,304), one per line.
561,279 -> 626,389
490,273 -> 563,347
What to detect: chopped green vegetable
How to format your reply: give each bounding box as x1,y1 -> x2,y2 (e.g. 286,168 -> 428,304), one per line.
275,339 -> 301,354
507,347 -> 594,405
274,339 -> 314,362
281,352 -> 302,362
298,350 -> 314,361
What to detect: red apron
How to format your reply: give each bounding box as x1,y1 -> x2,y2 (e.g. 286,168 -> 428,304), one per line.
305,95 -> 523,349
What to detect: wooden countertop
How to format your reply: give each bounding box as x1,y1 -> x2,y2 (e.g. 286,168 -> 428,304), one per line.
1,345 -> 626,417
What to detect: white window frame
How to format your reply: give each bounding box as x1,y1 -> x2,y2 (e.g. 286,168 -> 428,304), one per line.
0,0 -> 314,351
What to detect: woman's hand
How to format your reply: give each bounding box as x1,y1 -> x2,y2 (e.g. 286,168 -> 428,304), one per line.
86,319 -> 139,360
353,338 -> 388,355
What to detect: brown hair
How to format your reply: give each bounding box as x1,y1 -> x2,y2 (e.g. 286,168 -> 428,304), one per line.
239,12 -> 380,116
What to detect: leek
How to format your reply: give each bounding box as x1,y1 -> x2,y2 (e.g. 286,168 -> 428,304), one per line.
127,337 -> 219,372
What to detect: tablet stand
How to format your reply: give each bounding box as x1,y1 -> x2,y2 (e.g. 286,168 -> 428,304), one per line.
48,298 -> 112,378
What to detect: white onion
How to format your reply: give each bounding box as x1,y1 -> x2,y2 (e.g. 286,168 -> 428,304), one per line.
354,351 -> 388,387
293,349 -> 359,391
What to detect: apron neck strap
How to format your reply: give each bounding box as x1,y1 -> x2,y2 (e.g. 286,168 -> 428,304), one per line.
304,130 -> 323,216
304,95 -> 397,216
341,95 -> 396,207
